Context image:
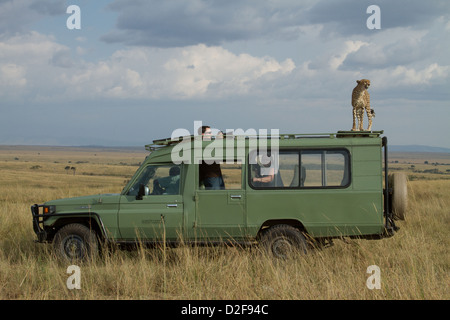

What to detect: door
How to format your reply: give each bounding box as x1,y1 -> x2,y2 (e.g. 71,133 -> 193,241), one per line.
195,161 -> 246,240
118,164 -> 183,241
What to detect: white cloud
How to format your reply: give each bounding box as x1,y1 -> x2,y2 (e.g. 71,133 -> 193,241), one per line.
58,44 -> 296,99
0,32 -> 70,98
341,27 -> 429,69
0,32 -> 296,101
0,63 -> 27,87
0,31 -> 65,64
161,45 -> 295,98
390,63 -> 450,85
329,40 -> 368,70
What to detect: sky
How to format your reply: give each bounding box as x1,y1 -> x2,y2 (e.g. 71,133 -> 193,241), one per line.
0,0 -> 449,148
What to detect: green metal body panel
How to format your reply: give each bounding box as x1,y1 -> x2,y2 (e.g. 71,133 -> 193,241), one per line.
117,194 -> 183,240
44,194 -> 122,239
38,131 -> 387,243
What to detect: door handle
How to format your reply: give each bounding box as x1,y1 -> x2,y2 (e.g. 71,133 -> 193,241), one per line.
167,204 -> 178,208
230,195 -> 242,199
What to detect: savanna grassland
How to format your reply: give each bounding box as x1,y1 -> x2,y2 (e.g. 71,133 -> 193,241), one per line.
0,145 -> 448,300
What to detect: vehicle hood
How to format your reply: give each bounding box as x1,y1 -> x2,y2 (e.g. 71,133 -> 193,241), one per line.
44,193 -> 121,213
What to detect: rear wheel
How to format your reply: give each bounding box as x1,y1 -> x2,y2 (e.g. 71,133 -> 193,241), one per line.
53,223 -> 99,262
260,224 -> 308,259
389,172 -> 408,220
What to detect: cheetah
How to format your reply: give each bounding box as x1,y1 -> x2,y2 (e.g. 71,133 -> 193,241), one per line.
351,79 -> 375,131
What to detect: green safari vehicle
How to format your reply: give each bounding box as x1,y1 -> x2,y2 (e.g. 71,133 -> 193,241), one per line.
31,130 -> 406,260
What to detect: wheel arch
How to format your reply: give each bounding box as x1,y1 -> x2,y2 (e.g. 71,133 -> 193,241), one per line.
47,214 -> 107,242
257,219 -> 307,239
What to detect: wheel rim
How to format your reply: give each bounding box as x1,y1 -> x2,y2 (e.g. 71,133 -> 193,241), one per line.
63,235 -> 85,259
272,238 -> 293,259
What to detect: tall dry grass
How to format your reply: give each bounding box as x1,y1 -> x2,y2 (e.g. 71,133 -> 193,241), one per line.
0,147 -> 448,299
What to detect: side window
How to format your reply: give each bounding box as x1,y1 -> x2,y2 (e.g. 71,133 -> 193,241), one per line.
301,152 -> 322,187
302,150 -> 350,187
279,153 -> 300,187
325,151 -> 349,186
249,149 -> 350,189
220,162 -> 242,190
199,160 -> 242,190
249,151 -> 286,188
127,164 -> 181,196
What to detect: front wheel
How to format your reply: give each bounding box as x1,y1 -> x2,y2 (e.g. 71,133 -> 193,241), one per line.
260,224 -> 308,259
53,223 -> 99,262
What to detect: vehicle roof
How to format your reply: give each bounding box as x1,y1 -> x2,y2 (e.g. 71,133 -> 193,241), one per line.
144,130 -> 384,163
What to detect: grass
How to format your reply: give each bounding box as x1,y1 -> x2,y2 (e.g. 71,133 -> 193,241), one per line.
0,146 -> 448,300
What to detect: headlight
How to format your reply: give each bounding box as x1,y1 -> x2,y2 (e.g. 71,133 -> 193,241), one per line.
43,205 -> 56,214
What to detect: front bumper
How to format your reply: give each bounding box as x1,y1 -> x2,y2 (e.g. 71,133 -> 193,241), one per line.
31,204 -> 47,242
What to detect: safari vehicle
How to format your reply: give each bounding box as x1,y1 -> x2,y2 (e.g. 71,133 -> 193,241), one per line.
31,130 -> 406,261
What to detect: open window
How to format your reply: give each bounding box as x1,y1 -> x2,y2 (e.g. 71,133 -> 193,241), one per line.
199,160 -> 242,190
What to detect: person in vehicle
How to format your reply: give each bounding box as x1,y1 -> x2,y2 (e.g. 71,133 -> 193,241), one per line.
198,125 -> 225,190
252,154 -> 275,186
252,154 -> 283,187
153,166 -> 181,195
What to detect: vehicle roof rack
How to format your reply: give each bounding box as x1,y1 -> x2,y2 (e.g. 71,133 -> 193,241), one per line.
335,130 -> 383,138
145,137 -> 187,152
145,130 -> 384,152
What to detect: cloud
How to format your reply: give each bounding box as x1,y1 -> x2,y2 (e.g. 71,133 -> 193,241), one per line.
380,63 -> 450,87
29,0 -> 66,16
329,40 -> 369,70
160,45 -> 295,98
0,31 -> 70,98
0,32 -> 295,101
307,0 -> 450,37
0,0 -> 66,35
0,63 -> 27,87
102,0 -> 312,47
62,45 -> 295,100
339,27 -> 429,69
50,49 -> 75,68
5,31 -> 444,105
101,0 -> 450,48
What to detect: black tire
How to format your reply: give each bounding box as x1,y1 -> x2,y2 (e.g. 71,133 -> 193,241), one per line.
389,172 -> 408,220
53,223 -> 99,262
260,224 -> 308,259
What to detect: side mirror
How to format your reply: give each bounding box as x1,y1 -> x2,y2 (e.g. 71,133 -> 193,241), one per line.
136,184 -> 149,200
